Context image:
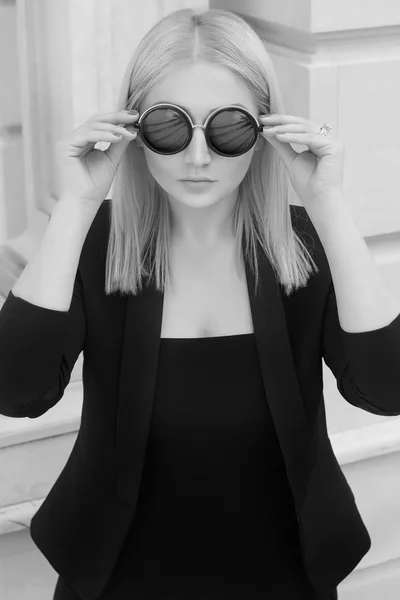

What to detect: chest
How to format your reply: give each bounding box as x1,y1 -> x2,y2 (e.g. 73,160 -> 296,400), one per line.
160,242 -> 254,339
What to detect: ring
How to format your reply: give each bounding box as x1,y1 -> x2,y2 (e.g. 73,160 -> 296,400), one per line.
319,123 -> 332,136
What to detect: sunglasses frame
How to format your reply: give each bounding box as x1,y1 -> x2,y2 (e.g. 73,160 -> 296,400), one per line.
129,102 -> 265,157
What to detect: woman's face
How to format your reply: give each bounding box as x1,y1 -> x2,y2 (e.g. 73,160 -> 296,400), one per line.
137,61 -> 262,235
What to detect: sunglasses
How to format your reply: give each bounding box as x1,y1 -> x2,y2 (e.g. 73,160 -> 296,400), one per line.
130,103 -> 265,157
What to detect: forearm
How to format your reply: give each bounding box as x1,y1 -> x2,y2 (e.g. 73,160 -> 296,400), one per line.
306,193 -> 400,333
12,197 -> 100,312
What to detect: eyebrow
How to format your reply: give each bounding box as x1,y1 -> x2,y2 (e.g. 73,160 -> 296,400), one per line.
153,101 -> 249,114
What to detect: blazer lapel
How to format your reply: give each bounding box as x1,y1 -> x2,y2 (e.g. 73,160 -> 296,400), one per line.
115,240 -> 313,519
244,248 -> 313,517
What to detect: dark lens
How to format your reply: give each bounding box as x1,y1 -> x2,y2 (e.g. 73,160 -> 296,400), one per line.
208,109 -> 256,156
140,107 -> 256,156
141,108 -> 189,153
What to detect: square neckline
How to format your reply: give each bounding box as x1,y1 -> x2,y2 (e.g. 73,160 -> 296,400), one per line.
160,332 -> 255,341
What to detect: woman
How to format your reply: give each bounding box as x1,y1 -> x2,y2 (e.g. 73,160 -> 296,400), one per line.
1,7 -> 399,600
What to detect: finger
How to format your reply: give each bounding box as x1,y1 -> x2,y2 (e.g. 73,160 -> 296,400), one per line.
92,111 -> 140,125
275,132 -> 332,148
104,127 -> 138,166
260,114 -> 309,126
275,132 -> 315,140
262,124 -> 316,135
274,132 -> 338,161
92,122 -> 138,141
69,130 -> 129,150
65,134 -> 123,158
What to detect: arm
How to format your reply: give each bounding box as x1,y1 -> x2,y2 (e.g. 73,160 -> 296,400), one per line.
0,198 -> 99,418
308,195 -> 400,415
307,193 -> 400,334
323,278 -> 400,416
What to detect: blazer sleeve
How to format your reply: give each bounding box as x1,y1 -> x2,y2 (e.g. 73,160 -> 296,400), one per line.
322,278 -> 400,416
0,266 -> 86,419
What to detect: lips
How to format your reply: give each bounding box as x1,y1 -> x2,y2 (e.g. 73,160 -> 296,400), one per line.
181,179 -> 215,182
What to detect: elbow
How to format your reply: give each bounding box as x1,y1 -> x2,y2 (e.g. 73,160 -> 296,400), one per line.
338,370 -> 400,416
0,386 -> 61,419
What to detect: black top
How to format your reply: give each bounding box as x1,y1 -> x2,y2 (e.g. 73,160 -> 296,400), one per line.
98,334 -> 326,599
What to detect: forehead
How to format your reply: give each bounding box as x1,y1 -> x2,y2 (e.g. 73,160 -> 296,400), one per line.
141,61 -> 256,116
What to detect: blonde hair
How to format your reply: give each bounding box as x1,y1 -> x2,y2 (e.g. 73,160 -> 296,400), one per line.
106,7 -> 318,298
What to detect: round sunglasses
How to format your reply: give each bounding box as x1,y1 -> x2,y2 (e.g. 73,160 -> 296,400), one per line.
129,103 -> 265,157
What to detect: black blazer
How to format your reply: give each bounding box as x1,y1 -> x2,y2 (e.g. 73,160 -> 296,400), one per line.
1,199 -> 399,600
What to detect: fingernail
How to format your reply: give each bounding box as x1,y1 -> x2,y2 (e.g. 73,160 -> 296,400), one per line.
126,109 -> 139,115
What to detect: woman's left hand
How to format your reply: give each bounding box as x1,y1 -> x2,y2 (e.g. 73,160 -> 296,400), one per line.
260,114 -> 345,208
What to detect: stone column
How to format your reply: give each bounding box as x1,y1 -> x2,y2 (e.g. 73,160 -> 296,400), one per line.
0,0 -> 208,295
0,0 -> 26,298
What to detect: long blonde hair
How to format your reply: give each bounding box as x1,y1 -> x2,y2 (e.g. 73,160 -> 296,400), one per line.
106,7 -> 318,298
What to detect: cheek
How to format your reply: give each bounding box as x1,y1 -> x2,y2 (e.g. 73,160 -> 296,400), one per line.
223,154 -> 254,184
144,148 -> 177,178
143,152 -> 181,186
143,152 -> 168,177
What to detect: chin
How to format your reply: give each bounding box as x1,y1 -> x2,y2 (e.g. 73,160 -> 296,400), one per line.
177,192 -> 220,207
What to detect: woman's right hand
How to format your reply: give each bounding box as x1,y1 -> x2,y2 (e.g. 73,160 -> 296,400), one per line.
56,110 -> 140,205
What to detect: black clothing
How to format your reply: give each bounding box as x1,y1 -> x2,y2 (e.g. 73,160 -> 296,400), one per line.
1,200 -> 398,599
54,333 -> 335,599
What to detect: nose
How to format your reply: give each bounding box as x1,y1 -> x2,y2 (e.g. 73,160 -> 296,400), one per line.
183,124 -> 211,165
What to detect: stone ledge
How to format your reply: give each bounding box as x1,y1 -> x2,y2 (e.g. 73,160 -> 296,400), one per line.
332,418 -> 400,465
0,380 -> 82,449
0,498 -> 44,536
